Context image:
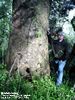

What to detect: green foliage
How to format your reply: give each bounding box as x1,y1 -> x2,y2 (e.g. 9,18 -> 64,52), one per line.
0,64 -> 8,92
31,76 -> 75,100
0,0 -> 12,63
0,64 -> 75,100
0,0 -> 12,19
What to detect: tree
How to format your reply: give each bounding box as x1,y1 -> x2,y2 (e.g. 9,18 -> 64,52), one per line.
6,0 -> 50,77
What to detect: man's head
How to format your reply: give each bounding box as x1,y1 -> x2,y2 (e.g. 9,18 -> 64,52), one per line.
56,27 -> 64,41
58,32 -> 64,41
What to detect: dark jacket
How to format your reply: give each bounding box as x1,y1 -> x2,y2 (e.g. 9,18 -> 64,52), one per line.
47,33 -> 69,61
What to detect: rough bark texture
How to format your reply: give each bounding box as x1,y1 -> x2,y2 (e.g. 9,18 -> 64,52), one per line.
7,0 -> 50,77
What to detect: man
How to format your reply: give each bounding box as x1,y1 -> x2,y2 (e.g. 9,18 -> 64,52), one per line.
47,28 -> 69,86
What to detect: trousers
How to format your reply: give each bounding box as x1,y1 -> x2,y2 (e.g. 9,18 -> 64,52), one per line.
55,60 -> 66,86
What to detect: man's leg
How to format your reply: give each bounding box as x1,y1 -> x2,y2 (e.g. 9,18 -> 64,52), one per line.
56,60 -> 66,86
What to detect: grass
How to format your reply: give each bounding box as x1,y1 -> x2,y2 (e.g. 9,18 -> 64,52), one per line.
0,64 -> 75,100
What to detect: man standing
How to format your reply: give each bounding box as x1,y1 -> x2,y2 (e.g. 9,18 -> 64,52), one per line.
47,28 -> 69,86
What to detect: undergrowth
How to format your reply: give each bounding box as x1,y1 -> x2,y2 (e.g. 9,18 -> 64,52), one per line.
0,64 -> 75,100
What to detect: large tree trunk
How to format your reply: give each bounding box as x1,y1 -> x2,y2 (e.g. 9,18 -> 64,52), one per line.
7,0 -> 50,77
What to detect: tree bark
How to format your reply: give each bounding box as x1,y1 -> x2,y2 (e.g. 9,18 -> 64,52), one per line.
6,0 -> 50,77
